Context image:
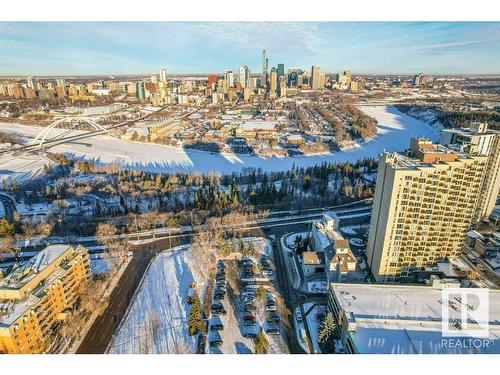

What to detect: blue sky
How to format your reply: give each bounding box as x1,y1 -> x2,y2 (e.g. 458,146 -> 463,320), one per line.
0,22 -> 499,75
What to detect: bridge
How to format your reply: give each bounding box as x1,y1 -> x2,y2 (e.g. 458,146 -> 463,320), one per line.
0,102 -> 209,156
30,116 -> 108,148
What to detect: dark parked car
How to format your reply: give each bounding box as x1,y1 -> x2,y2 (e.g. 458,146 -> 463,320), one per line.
209,332 -> 223,347
267,313 -> 280,323
265,326 -> 280,335
210,323 -> 224,331
211,303 -> 227,315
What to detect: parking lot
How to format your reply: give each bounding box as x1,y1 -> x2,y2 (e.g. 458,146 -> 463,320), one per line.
200,238 -> 290,354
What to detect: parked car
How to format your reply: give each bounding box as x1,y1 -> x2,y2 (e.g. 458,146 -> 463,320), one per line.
243,332 -> 257,339
265,326 -> 280,335
211,303 -> 227,315
210,323 -> 224,331
300,328 -> 307,343
267,313 -> 280,323
295,309 -> 303,322
209,332 -> 223,347
214,293 -> 225,301
266,304 -> 277,312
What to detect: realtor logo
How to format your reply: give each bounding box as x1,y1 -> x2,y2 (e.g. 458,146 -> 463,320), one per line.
441,288 -> 489,338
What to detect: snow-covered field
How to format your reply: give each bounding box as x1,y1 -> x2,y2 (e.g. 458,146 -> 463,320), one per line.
0,105 -> 439,180
0,152 -> 53,183
108,246 -> 198,354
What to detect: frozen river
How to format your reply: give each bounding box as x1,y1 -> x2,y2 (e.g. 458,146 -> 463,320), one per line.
0,105 -> 440,180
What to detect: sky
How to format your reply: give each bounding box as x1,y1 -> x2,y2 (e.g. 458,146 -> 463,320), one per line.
0,22 -> 499,76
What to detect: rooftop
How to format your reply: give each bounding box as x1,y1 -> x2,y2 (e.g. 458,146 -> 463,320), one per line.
330,283 -> 500,353
303,251 -> 325,265
237,120 -> 277,131
0,244 -> 71,290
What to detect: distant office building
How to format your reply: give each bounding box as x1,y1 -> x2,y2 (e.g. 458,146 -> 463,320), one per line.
262,49 -> 268,75
224,70 -> 234,88
239,66 -> 251,89
26,76 -> 36,90
136,81 -> 146,100
239,66 -> 247,88
160,68 -> 168,83
440,122 -> 500,221
311,65 -> 321,90
367,138 -> 488,282
207,74 -> 218,86
55,85 -> 67,98
287,68 -> 301,86
277,63 -> 285,78
150,75 -> 159,84
55,78 -> 66,87
23,87 -> 37,99
269,67 -> 278,95
413,72 -> 428,86
0,245 -> 91,354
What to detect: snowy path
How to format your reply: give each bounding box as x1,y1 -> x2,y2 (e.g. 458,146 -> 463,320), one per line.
108,248 -> 198,354
0,105 -> 439,179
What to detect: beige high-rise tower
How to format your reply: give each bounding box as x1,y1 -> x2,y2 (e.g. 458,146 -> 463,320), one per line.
367,138 -> 488,282
311,65 -> 321,90
440,122 -> 500,221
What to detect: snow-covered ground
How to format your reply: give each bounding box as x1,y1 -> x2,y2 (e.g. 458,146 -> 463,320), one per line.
485,255 -> 500,273
303,303 -> 326,354
281,232 -> 307,290
307,281 -> 328,294
108,246 -> 199,354
0,152 -> 53,183
0,105 -> 439,179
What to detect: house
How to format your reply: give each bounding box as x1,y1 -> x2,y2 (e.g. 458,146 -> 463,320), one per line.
309,213 -> 361,283
302,252 -> 325,276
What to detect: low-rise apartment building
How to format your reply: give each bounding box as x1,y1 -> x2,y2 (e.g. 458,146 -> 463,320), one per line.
0,244 -> 91,354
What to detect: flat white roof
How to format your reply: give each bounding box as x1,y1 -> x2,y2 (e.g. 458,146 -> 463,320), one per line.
330,283 -> 500,353
331,283 -> 500,324
238,121 -> 277,131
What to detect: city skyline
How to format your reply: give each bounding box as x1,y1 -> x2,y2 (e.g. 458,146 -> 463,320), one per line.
0,22 -> 499,75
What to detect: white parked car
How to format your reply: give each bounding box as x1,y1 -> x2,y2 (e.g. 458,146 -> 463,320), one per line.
295,309 -> 303,322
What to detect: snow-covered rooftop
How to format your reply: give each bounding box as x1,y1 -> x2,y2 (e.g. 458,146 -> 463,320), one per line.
330,283 -> 500,353
0,244 -> 71,290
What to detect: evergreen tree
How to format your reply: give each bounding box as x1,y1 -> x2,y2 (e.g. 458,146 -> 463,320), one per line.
317,312 -> 337,353
254,329 -> 268,354
188,294 -> 202,336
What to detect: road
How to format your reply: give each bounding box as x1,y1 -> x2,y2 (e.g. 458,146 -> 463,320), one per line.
461,248 -> 500,289
0,193 -> 16,220
77,234 -> 191,353
76,219 -> 330,354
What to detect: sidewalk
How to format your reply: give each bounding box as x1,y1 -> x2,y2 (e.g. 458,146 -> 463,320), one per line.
280,233 -> 304,290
